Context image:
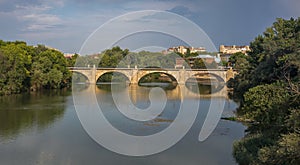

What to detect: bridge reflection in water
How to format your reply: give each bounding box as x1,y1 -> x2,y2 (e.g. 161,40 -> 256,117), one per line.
73,82 -> 229,143
75,82 -> 228,103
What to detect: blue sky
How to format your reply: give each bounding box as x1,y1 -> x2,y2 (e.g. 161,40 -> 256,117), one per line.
0,0 -> 299,53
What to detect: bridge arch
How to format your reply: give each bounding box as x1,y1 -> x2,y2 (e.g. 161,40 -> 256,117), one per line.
138,71 -> 177,84
134,70 -> 179,84
185,72 -> 226,95
70,70 -> 91,83
189,72 -> 225,83
96,71 -> 130,83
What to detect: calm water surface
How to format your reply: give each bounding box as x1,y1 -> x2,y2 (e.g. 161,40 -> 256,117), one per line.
0,84 -> 245,165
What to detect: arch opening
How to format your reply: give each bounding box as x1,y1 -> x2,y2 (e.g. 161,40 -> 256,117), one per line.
97,72 -> 130,84
71,71 -> 90,91
185,73 -> 225,95
71,71 -> 89,84
138,72 -> 177,90
96,72 -> 130,92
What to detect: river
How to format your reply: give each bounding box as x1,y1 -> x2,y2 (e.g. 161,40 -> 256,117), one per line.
0,83 -> 245,165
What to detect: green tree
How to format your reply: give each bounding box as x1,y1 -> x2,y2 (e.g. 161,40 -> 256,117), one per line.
229,52 -> 249,70
66,53 -> 79,67
232,17 -> 300,165
30,49 -> 70,90
192,58 -> 206,69
0,42 -> 32,94
0,41 -> 72,94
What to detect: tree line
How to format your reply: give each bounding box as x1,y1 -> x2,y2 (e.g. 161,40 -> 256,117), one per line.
75,46 -> 219,69
0,41 -> 73,95
0,40 -> 221,95
75,47 -> 180,68
230,18 -> 300,165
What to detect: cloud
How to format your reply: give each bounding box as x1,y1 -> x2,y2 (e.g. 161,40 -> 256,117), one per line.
19,6 -> 62,31
0,1 -> 64,31
0,0 -> 298,54
20,12 -> 63,31
123,1 -> 177,11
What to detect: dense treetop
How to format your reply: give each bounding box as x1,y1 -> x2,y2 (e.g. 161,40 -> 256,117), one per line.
232,18 -> 300,165
0,41 -> 72,95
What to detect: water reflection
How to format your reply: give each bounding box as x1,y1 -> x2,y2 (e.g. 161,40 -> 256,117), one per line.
77,83 -> 228,138
185,81 -> 225,95
94,82 -> 227,101
96,83 -> 128,92
94,83 -> 180,136
139,82 -> 177,90
0,91 -> 68,141
0,84 -> 245,165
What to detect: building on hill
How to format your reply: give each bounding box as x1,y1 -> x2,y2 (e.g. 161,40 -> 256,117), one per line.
167,46 -> 206,54
186,54 -> 220,68
219,45 -> 250,62
219,45 -> 250,54
175,54 -> 222,69
45,45 -> 60,52
64,53 -> 76,58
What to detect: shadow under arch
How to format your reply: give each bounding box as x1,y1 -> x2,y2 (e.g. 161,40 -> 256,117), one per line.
71,71 -> 89,84
97,71 -> 130,83
185,72 -> 225,95
71,71 -> 90,91
138,71 -> 178,90
96,71 -> 130,92
191,72 -> 225,83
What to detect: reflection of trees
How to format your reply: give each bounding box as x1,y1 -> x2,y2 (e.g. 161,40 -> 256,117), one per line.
97,72 -> 129,83
139,82 -> 177,90
96,84 -> 128,92
0,91 -> 67,140
185,80 -> 225,95
139,72 -> 177,84
72,72 -> 89,84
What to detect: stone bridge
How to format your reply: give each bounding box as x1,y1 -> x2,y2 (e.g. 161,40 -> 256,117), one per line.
69,67 -> 237,84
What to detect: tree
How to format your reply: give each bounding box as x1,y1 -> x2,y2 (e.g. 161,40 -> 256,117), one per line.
0,42 -> 31,94
66,53 -> 79,67
229,52 -> 249,70
233,18 -> 300,99
30,49 -> 70,90
0,40 -> 72,94
239,83 -> 290,129
232,17 -> 300,165
192,58 -> 206,69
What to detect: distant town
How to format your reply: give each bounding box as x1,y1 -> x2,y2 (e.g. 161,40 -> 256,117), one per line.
63,44 -> 251,69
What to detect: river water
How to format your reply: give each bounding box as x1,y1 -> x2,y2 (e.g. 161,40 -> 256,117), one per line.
0,83 -> 245,165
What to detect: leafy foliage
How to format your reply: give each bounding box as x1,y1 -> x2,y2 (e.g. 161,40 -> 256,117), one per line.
75,48 -> 179,69
231,18 -> 300,165
229,52 -> 250,70
0,41 -> 72,94
192,58 -> 206,69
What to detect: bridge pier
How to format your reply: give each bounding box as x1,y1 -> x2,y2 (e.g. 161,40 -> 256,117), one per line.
90,66 -> 97,84
131,69 -> 139,84
178,69 -> 186,84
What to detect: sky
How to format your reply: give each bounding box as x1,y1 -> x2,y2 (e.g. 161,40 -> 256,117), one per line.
0,0 -> 299,54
